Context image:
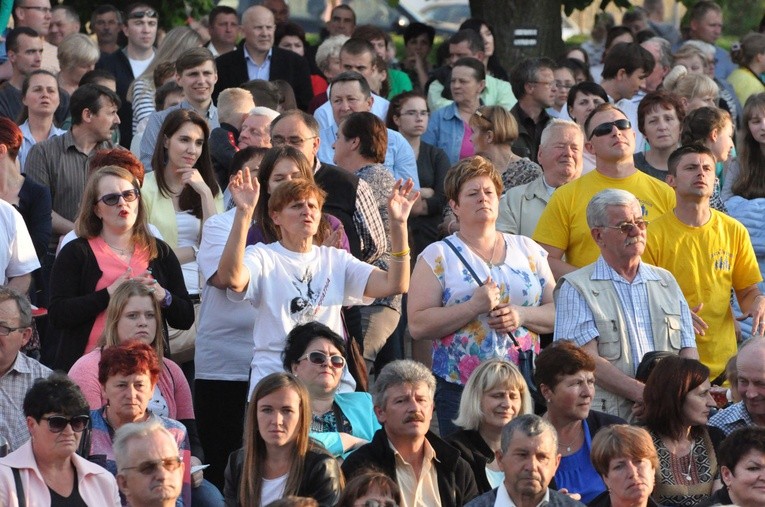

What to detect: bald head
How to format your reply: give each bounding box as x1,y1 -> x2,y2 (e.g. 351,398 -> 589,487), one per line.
242,6 -> 275,56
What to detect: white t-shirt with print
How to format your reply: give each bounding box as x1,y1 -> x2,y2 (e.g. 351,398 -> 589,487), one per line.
0,200 -> 40,284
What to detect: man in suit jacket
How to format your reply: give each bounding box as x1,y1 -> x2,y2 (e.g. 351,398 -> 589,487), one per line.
213,5 -> 312,110
466,415 -> 585,507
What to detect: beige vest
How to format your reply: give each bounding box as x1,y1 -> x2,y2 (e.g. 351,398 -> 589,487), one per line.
556,262 -> 684,420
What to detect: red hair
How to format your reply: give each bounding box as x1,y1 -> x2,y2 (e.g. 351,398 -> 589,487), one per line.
89,149 -> 146,186
0,117 -> 23,160
98,340 -> 161,386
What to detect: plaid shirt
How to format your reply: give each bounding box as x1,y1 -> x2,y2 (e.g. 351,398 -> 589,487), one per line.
709,401 -> 754,436
354,178 -> 387,264
0,353 -> 52,451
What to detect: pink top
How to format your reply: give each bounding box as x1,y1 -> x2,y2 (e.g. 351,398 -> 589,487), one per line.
459,123 -> 475,160
68,348 -> 195,420
86,237 -> 150,352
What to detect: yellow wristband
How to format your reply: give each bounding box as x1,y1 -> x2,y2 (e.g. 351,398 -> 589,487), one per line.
391,248 -> 411,257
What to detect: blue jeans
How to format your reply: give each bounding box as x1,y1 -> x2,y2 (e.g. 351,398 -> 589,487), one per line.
434,377 -> 464,438
192,479 -> 224,507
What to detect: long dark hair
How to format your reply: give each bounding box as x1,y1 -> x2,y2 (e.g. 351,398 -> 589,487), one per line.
151,109 -> 220,219
733,93 -> 765,199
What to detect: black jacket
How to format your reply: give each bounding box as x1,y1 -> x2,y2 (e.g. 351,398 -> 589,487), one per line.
510,102 -> 551,163
46,237 -> 193,370
342,429 -> 479,507
96,48 -> 135,147
314,162 -> 361,259
209,122 -> 240,190
588,491 -> 665,507
213,42 -> 313,110
223,446 -> 342,507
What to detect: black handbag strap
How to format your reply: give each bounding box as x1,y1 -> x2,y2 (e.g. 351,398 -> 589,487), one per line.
12,467 -> 26,507
443,237 -> 520,348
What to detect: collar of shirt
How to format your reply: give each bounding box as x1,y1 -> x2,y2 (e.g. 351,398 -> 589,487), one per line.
592,255 -> 661,285
494,483 -> 550,507
244,46 -> 272,66
388,437 -> 440,466
540,177 -> 556,196
179,99 -> 217,122
4,352 -> 31,377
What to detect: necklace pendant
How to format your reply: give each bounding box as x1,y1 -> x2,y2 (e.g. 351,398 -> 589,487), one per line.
566,446 -> 571,453
684,474 -> 692,481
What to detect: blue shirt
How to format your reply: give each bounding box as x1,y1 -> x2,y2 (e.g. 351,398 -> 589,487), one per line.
554,419 -> 606,504
317,124 -> 420,188
19,120 -> 65,172
244,46 -> 272,81
422,102 -> 469,166
139,100 -> 220,171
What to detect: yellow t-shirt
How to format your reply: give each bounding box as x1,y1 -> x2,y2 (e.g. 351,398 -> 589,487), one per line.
643,210 -> 762,379
532,170 -> 676,268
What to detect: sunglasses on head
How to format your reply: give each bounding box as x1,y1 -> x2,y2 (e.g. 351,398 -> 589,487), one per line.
299,351 -> 346,369
588,119 -> 631,139
41,415 -> 90,433
97,188 -> 140,206
122,457 -> 183,475
128,9 -> 158,19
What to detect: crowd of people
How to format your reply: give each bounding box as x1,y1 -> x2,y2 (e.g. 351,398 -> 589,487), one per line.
1,0 -> 765,506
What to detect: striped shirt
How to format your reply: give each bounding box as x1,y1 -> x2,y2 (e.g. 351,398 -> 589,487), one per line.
0,353 -> 52,451
555,256 -> 696,370
708,401 -> 754,436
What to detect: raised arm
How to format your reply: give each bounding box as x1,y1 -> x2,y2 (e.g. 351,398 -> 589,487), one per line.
216,167 -> 259,293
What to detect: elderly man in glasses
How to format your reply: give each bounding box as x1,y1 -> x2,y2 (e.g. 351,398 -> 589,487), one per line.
115,420 -> 185,507
643,144 -> 765,385
533,102 -> 675,279
553,188 -> 697,420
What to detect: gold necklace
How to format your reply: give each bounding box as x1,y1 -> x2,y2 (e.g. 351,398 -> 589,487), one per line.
459,232 -> 499,267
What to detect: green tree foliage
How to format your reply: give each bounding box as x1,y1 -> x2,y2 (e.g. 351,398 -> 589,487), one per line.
67,0 -> 214,30
562,0 -> 632,17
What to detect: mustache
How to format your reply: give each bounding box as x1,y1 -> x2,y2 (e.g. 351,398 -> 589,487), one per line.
403,413 -> 426,423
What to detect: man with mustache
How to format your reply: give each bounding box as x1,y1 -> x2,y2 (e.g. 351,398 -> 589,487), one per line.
644,144 -> 764,383
465,415 -> 584,507
341,360 -> 478,507
553,188 -> 697,421
533,103 -> 675,280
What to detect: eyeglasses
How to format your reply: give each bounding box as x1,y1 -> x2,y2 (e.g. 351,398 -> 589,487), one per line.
601,220 -> 649,234
20,5 -> 51,13
41,415 -> 90,433
0,323 -> 30,336
128,9 -> 158,19
359,500 -> 397,507
401,110 -> 429,118
555,81 -> 574,90
272,135 -> 317,147
97,188 -> 140,206
588,119 -> 631,139
532,80 -> 557,88
298,351 -> 346,369
122,457 -> 183,475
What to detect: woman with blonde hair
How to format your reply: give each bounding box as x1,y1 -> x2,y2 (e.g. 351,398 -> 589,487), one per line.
48,165 -> 193,371
224,372 -> 343,507
57,33 -> 100,96
663,65 -> 720,113
728,33 -> 765,106
129,26 -> 203,131
447,359 -> 532,493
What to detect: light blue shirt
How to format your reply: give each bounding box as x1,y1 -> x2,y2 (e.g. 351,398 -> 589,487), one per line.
317,123 -> 420,188
244,47 -> 272,81
19,120 -> 65,173
554,256 -> 696,370
139,100 -> 220,172
422,102 -> 468,166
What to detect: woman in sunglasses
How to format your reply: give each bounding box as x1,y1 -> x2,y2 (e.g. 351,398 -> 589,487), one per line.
86,340 -> 193,505
224,372 -> 343,507
335,471 -> 401,507
282,322 -> 380,459
48,166 -> 193,371
0,373 -> 120,506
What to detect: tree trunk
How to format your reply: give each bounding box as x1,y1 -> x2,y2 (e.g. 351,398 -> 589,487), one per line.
469,0 -> 565,70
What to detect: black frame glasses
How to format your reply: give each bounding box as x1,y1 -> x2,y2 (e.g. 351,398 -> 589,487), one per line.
601,220 -> 649,234
41,415 -> 90,433
97,188 -> 140,206
299,351 -> 346,369
588,119 -> 631,139
122,457 -> 183,475
271,135 -> 317,147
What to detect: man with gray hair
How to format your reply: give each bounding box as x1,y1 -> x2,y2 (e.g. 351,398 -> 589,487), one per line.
466,414 -> 584,507
553,188 -> 697,420
342,359 -> 478,507
114,420 -> 185,507
497,119 -> 583,236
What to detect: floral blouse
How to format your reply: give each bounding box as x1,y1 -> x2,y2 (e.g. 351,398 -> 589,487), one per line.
419,233 -> 554,385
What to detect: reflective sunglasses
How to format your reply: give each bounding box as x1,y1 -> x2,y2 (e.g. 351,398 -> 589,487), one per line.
122,457 -> 183,475
588,119 -> 631,139
41,415 -> 90,433
299,351 -> 346,369
602,220 -> 649,234
97,188 -> 140,206
128,9 -> 158,19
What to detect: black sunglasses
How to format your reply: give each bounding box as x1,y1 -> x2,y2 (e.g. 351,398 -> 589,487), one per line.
41,415 -> 90,433
97,188 -> 140,206
128,9 -> 158,19
122,457 -> 183,475
299,351 -> 346,369
588,119 -> 631,139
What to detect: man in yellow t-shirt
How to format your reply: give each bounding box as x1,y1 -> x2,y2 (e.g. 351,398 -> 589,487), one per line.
533,103 -> 675,279
644,145 -> 764,380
